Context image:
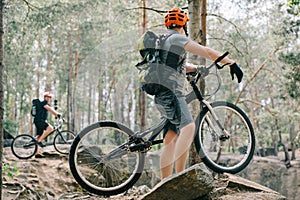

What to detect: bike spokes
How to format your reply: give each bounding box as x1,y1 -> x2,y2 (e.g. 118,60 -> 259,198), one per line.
11,134 -> 38,159
69,122 -> 145,196
195,102 -> 255,174
54,130 -> 76,154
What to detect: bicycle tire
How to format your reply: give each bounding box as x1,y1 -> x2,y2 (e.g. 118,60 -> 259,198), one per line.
194,101 -> 255,174
11,134 -> 38,159
69,121 -> 145,196
53,130 -> 76,154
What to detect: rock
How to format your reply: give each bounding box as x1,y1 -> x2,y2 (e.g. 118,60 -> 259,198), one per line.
141,163 -> 287,200
141,163 -> 214,200
210,173 -> 287,200
217,192 -> 286,200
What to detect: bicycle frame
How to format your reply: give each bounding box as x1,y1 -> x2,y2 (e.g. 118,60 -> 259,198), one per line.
39,118 -> 66,143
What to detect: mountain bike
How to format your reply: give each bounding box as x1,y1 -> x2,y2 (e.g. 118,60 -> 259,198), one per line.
69,52 -> 256,196
11,118 -> 76,159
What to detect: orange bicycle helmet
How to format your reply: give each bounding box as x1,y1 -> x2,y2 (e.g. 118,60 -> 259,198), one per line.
164,8 -> 189,28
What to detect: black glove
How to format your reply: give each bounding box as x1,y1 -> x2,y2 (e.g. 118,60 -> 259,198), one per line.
230,63 -> 243,83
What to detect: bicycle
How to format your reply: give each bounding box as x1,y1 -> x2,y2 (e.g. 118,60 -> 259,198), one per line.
69,52 -> 256,196
11,118 -> 76,159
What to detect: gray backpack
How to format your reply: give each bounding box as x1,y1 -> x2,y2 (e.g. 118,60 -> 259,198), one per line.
136,31 -> 172,95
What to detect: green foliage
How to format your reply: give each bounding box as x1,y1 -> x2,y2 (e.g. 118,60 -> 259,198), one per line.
279,51 -> 300,100
287,0 -> 300,15
2,151 -> 20,180
279,52 -> 300,66
4,119 -> 19,136
2,162 -> 19,180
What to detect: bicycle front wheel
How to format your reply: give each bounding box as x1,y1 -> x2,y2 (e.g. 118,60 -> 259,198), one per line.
11,134 -> 38,159
53,130 -> 76,154
69,121 -> 145,196
194,101 -> 255,174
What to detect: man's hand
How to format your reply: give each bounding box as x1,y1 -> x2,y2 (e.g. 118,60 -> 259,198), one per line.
185,63 -> 198,73
230,63 -> 243,83
56,113 -> 62,119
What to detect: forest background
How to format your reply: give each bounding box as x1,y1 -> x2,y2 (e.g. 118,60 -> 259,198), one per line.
2,0 -> 300,166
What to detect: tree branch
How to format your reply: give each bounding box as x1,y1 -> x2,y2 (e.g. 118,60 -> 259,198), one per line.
238,98 -> 277,116
208,13 -> 249,55
235,48 -> 280,105
122,7 -> 167,15
21,0 -> 39,19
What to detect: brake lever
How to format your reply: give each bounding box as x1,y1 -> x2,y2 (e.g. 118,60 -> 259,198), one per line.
197,66 -> 209,77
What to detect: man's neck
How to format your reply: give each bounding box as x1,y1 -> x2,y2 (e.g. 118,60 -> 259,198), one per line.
172,27 -> 185,35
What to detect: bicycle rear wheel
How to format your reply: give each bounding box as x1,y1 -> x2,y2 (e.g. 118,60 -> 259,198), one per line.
53,130 -> 76,154
69,121 -> 145,196
194,101 -> 255,174
11,134 -> 38,159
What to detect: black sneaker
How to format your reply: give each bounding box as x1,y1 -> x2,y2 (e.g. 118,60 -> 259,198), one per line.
35,153 -> 45,158
37,142 -> 46,147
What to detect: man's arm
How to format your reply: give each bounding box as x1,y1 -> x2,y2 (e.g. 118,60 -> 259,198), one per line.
184,40 -> 243,83
44,105 -> 60,118
184,40 -> 235,65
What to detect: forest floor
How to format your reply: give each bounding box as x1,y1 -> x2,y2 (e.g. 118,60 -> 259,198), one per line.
2,145 -> 150,200
2,146 -> 300,200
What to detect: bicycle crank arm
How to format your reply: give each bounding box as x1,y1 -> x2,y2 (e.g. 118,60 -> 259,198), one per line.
129,141 -> 152,152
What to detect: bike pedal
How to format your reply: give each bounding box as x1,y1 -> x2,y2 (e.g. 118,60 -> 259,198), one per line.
37,142 -> 46,147
219,135 -> 230,141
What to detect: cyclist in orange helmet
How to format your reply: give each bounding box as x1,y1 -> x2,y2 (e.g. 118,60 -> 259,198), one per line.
158,8 -> 243,179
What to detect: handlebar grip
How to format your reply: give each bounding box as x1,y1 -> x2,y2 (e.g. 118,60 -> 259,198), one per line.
214,52 -> 229,63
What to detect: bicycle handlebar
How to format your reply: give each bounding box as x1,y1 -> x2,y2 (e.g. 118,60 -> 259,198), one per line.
214,51 -> 229,64
186,52 -> 229,98
54,117 -> 65,129
206,51 -> 230,70
187,52 -> 230,81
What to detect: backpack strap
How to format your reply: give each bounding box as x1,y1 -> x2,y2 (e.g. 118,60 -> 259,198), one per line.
136,57 -> 148,68
136,33 -> 174,68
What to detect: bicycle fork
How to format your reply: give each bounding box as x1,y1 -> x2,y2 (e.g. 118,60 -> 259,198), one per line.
202,100 -> 230,140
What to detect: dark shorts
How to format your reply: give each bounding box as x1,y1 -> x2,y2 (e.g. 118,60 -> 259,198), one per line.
155,90 -> 193,136
34,120 -> 49,136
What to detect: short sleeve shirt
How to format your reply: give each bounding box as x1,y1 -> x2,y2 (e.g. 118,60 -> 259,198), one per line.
154,30 -> 194,130
159,29 -> 191,96
34,100 -> 49,122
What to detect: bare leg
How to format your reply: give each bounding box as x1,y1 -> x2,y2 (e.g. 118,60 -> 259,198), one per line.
160,130 -> 178,179
37,125 -> 53,142
174,122 -> 195,174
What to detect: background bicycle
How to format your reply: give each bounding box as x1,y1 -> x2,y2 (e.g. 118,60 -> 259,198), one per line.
11,118 -> 76,159
69,53 -> 255,196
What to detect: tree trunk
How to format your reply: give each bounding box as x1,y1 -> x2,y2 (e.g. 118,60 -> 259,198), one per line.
67,34 -> 73,131
72,49 -> 79,132
0,0 -> 4,196
45,28 -> 52,92
138,0 -> 147,130
97,65 -> 102,121
290,124 -> 296,160
188,0 -> 205,166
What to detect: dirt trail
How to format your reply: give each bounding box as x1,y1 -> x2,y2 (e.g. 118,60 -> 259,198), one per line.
2,147 -> 146,199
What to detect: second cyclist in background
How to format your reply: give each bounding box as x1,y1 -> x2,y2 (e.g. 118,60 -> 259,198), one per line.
33,92 -> 61,157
